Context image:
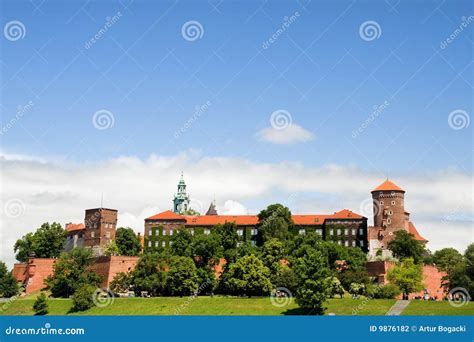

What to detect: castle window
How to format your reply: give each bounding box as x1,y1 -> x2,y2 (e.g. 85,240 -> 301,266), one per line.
344,240 -> 349,247
190,229 -> 194,235
299,229 -> 306,235
337,229 -> 341,235
337,241 -> 342,245
352,240 -> 356,247
387,218 -> 392,224
316,229 -> 322,235
163,230 -> 167,236
359,228 -> 363,235
149,230 -> 152,236
169,241 -> 173,246
162,241 -> 166,247
251,229 -> 258,236
360,240 -> 364,247
148,241 -> 152,247
155,241 -> 159,247
106,232 -> 111,238
344,228 -> 349,235
169,229 -> 173,236
379,201 -> 384,205
391,201 -> 396,205
330,230 -> 334,236
352,229 -> 356,235
91,231 -> 95,238
204,229 -> 210,235
237,229 -> 243,236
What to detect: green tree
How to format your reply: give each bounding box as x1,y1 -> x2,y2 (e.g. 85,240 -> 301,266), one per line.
261,238 -> 285,281
224,255 -> 272,297
273,264 -> 299,294
214,222 -> 239,253
166,256 -> 199,296
14,223 -> 66,262
338,269 -> 370,291
191,233 -> 223,268
46,248 -> 102,298
387,230 -> 425,264
170,229 -> 193,257
104,241 -> 120,256
115,227 -> 141,256
71,284 -> 95,312
0,261 -> 20,298
33,293 -> 48,315
387,258 -> 424,297
257,204 -> 293,243
110,272 -> 132,294
293,250 -> 331,314
131,254 -> 167,296
183,208 -> 200,216
433,248 -> 464,275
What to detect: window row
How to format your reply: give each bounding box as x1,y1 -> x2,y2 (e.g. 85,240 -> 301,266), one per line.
329,228 -> 364,236
148,228 -> 259,237
335,240 -> 364,247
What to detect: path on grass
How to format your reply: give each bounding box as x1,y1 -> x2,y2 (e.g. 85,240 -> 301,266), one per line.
386,300 -> 410,315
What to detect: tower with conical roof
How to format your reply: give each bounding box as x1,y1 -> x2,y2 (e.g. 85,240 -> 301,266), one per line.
173,172 -> 190,214
371,179 -> 406,231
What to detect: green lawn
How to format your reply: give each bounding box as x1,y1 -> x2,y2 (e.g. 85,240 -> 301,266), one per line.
401,300 -> 474,316
0,295 -> 390,316
1,295 -> 471,316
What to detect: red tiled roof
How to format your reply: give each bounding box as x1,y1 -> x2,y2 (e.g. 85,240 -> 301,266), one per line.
145,210 -> 186,221
185,215 -> 259,226
66,223 -> 85,233
408,221 -> 428,242
372,180 -> 404,192
145,209 -> 366,226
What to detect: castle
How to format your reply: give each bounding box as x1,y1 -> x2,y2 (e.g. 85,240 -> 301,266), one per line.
13,175 -> 442,299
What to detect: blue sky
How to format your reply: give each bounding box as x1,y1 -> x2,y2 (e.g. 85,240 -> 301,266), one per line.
1,0 -> 472,172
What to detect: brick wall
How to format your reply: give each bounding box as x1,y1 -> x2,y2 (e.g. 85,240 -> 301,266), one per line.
12,258 -> 56,294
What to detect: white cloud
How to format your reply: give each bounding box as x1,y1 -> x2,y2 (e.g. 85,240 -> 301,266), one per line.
256,124 -> 314,144
219,200 -> 248,215
0,151 -> 472,268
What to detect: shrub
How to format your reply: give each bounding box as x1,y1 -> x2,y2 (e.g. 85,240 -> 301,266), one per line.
71,285 -> 95,312
33,293 -> 48,315
373,284 -> 401,299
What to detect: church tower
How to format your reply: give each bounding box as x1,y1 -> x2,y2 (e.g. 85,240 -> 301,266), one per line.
173,172 -> 190,214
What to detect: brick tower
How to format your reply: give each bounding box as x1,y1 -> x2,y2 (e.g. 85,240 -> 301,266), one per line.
84,208 -> 118,255
371,180 -> 406,244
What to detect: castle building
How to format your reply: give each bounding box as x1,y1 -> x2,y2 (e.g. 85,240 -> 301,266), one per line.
368,180 -> 427,257
172,172 -> 190,214
144,209 -> 368,252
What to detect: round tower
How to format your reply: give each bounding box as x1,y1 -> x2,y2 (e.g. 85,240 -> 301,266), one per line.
371,180 -> 405,231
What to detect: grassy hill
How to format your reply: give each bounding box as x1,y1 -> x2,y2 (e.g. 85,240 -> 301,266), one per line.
1,295 -> 471,316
